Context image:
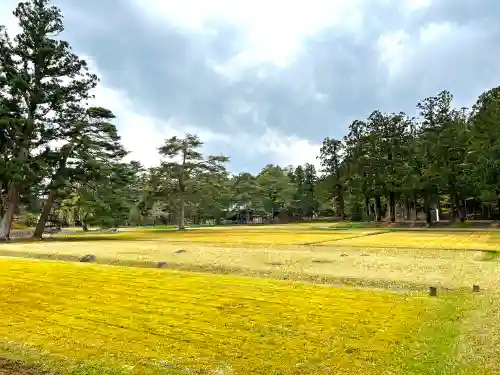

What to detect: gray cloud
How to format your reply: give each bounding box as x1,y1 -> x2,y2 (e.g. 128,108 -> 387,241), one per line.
49,0 -> 500,170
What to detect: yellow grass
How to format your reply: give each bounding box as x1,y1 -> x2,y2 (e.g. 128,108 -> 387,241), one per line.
118,228 -> 376,245
335,231 -> 500,251
0,258 -> 459,374
456,293 -> 500,375
2,228 -> 500,290
107,227 -> 500,251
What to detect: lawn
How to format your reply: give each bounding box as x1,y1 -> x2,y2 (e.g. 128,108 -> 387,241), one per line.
59,227 -> 379,245
0,258 -> 473,375
332,230 -> 500,251
2,227 -> 500,289
1,225 -> 499,374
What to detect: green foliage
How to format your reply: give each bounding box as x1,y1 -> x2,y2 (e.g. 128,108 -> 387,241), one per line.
158,134 -> 229,229
0,0 -> 98,238
17,211 -> 38,227
256,164 -> 296,220
320,137 -> 345,219
316,87 -> 500,224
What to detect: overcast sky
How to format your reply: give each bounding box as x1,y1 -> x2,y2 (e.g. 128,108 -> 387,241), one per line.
1,0 -> 499,173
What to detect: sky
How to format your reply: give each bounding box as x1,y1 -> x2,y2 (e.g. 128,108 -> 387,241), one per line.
1,0 -> 500,173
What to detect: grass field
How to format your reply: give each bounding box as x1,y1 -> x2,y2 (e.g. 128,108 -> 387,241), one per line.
1,225 -> 500,374
2,227 -> 500,289
0,258 -> 478,375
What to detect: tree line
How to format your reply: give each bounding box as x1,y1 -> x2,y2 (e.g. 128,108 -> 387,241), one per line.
1,0 -> 500,240
324,88 -> 500,226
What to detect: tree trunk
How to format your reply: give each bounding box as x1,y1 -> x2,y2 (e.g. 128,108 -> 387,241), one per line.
178,194 -> 185,230
389,191 -> 396,222
33,149 -> 73,238
0,184 -> 19,241
458,199 -> 466,222
364,196 -> 370,222
450,192 -> 457,222
337,185 -> 345,220
404,197 -> 410,220
0,193 -> 4,219
82,214 -> 89,232
412,198 -> 417,222
33,189 -> 57,239
374,195 -> 382,222
424,194 -> 432,227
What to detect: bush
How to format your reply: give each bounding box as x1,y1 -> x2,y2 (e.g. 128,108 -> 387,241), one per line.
17,212 -> 38,227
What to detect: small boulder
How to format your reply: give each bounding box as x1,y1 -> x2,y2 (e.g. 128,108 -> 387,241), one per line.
360,253 -> 369,257
340,253 -> 348,257
80,254 -> 96,263
174,249 -> 187,254
157,262 -> 168,268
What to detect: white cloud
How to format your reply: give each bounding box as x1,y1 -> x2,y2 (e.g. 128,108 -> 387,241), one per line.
376,29 -> 410,80
130,0 -> 431,77
2,0 -> 403,172
132,0 -> 365,68
403,0 -> 431,14
377,20 -> 487,85
87,62 -> 321,171
88,71 -> 232,168
256,128 -> 321,170
417,21 -> 487,47
90,85 -> 172,167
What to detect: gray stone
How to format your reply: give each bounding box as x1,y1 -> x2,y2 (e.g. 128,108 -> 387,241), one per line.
80,254 -> 96,263
340,253 -> 348,257
174,249 -> 187,254
157,262 -> 168,268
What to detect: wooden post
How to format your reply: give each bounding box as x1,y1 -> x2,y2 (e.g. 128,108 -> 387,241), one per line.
473,284 -> 480,293
429,286 -> 437,296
